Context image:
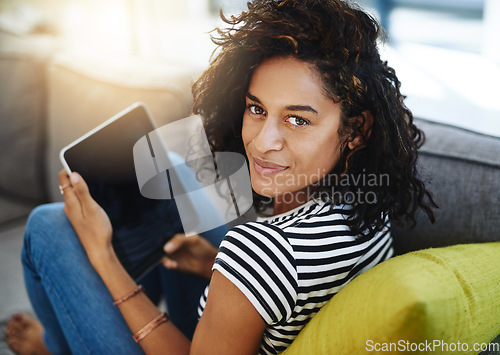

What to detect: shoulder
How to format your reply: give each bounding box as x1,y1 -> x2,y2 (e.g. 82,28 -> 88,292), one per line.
223,222 -> 295,267
217,221 -> 297,289
214,221 -> 298,324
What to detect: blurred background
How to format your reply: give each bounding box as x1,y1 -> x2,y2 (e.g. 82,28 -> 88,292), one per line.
0,0 -> 498,133
0,1 -> 499,353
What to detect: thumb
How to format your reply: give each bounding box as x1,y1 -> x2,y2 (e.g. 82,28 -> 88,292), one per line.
70,172 -> 94,211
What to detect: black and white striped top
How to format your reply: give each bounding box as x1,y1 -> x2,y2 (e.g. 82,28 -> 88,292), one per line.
198,200 -> 393,354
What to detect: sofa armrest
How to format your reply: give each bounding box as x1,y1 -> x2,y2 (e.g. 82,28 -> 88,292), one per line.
0,32 -> 58,224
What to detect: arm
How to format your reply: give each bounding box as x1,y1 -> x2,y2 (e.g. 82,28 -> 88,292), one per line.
58,170 -> 265,354
192,270 -> 266,354
59,170 -> 190,353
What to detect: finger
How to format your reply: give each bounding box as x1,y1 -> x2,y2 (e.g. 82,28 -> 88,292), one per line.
161,256 -> 178,269
163,234 -> 188,254
69,172 -> 95,214
58,170 -> 82,216
58,169 -> 69,180
58,169 -> 71,190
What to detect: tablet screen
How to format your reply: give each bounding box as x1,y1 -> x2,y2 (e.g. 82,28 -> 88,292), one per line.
61,103 -> 182,280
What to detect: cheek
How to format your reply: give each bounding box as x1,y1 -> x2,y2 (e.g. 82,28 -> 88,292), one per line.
302,136 -> 341,172
241,116 -> 257,147
241,116 -> 250,145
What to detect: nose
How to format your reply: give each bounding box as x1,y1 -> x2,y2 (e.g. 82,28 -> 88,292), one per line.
253,116 -> 284,153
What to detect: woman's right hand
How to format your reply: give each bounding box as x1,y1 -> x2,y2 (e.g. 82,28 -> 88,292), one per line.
162,234 -> 218,280
58,169 -> 114,266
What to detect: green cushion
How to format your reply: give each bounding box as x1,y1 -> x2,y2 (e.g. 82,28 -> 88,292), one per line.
283,242 -> 500,354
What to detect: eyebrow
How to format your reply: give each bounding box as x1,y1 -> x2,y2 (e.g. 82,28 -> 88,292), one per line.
246,92 -> 318,115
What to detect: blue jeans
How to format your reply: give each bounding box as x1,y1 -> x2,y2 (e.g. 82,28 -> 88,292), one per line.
22,203 -> 226,354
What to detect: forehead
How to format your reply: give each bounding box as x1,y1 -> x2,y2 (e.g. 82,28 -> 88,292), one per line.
248,57 -> 328,103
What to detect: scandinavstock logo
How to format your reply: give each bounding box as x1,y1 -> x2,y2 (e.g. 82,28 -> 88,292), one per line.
133,115 -> 253,236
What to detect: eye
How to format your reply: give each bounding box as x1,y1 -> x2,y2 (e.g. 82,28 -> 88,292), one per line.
286,115 -> 310,126
247,104 -> 265,116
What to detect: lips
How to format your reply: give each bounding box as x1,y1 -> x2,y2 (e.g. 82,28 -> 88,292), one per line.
253,157 -> 288,175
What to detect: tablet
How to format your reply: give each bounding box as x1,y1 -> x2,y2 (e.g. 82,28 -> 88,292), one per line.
60,103 -> 183,281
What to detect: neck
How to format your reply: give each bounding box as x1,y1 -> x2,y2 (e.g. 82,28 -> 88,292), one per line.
273,186 -> 313,215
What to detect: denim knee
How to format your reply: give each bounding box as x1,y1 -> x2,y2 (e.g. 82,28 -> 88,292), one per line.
22,203 -> 76,271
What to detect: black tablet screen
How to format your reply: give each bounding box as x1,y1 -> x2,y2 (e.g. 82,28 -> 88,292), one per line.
62,104 -> 182,280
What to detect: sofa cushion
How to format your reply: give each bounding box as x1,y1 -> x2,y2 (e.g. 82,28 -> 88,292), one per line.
392,119 -> 500,254
282,242 -> 500,354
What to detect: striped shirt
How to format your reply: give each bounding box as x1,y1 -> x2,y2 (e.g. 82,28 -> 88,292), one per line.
198,200 -> 393,354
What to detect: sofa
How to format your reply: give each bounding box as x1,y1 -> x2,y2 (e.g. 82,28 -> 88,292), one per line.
1,32 -> 499,354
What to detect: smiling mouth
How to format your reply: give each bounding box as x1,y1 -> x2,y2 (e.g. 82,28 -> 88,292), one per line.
253,157 -> 288,175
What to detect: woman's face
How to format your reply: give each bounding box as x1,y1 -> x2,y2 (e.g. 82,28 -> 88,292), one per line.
242,56 -> 344,205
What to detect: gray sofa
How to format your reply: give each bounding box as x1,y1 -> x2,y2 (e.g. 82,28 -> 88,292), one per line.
1,32 -> 499,353
392,119 -> 500,254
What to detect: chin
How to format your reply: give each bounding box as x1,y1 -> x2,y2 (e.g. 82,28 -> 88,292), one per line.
250,174 -> 287,197
252,185 -> 276,198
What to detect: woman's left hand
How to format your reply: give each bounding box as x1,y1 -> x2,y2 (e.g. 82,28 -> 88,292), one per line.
162,234 -> 218,280
58,170 -> 113,264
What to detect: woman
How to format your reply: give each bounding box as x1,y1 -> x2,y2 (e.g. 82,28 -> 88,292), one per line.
7,0 -> 435,354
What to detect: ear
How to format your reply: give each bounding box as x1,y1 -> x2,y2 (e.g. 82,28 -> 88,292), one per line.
347,111 -> 373,150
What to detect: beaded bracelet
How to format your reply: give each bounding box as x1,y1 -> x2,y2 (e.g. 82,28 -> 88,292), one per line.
112,285 -> 144,306
133,312 -> 169,343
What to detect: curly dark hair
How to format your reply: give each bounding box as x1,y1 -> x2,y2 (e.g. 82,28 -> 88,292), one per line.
192,0 -> 436,238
